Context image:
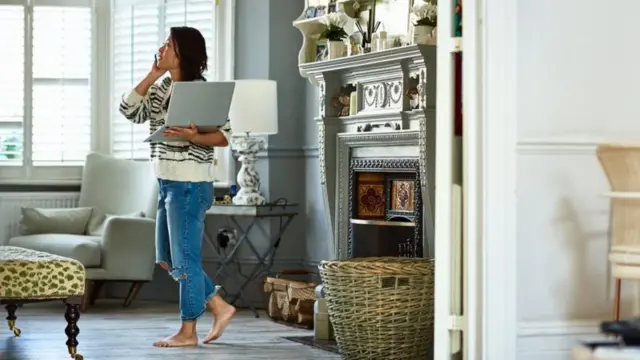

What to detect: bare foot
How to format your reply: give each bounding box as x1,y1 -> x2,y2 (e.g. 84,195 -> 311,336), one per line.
153,332 -> 198,348
203,301 -> 236,343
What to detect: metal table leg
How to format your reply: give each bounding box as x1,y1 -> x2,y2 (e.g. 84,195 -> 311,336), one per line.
203,214 -> 295,318
228,215 -> 296,306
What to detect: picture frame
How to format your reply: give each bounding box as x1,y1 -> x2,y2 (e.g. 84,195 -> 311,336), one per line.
316,5 -> 327,17
305,6 -> 317,18
385,174 -> 417,221
373,0 -> 414,38
315,44 -> 327,62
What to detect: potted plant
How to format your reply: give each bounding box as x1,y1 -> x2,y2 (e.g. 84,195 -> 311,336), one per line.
410,0 -> 437,45
1,134 -> 21,160
319,13 -> 349,60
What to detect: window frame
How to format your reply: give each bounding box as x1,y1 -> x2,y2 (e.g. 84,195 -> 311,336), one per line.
107,0 -> 236,188
0,0 -> 99,184
210,0 -> 235,188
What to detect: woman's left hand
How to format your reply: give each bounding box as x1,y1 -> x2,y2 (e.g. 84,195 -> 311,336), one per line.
164,122 -> 198,141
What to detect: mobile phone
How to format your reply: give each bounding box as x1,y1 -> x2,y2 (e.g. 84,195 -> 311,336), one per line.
154,54 -> 159,65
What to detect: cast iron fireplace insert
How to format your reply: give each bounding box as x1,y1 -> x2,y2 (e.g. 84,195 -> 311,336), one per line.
348,158 -> 423,259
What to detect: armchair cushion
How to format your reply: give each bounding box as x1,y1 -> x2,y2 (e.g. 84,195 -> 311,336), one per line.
86,210 -> 145,236
19,207 -> 93,235
7,234 -> 101,267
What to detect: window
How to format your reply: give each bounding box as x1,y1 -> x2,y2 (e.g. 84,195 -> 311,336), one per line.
111,0 -> 235,186
0,0 -> 234,185
0,0 -> 95,182
0,5 -> 23,166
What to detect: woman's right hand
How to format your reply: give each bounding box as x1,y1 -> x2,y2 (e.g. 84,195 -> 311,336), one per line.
149,57 -> 166,80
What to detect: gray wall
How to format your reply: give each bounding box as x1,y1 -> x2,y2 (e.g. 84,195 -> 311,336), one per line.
233,0 -> 332,270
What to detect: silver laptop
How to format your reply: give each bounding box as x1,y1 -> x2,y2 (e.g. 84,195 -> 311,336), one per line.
144,81 -> 236,143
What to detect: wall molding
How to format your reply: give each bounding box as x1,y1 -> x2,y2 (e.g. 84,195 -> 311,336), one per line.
517,320 -> 603,359
516,139 -> 600,155
518,319 -> 600,337
255,146 -> 319,159
303,258 -> 321,268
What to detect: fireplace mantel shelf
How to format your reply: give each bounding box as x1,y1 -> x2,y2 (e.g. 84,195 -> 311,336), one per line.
299,45 -> 435,84
313,108 -> 437,125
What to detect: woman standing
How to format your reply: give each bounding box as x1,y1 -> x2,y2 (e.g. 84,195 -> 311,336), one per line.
119,26 -> 235,348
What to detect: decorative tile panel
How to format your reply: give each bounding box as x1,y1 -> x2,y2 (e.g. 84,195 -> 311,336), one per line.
361,80 -> 403,112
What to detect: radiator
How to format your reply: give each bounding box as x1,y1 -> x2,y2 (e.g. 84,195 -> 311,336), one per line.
0,192 -> 79,245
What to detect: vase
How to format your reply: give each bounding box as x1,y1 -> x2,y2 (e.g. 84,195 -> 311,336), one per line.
412,25 -> 434,45
328,40 -> 345,60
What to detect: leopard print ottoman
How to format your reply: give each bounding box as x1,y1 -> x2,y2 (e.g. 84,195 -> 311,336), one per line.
0,246 -> 85,360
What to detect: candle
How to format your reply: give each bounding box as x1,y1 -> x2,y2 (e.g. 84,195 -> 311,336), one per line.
377,30 -> 388,50
349,91 -> 358,115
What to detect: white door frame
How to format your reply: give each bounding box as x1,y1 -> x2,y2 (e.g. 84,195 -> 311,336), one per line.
432,0 -> 455,355
462,0 -> 519,358
432,0 -> 518,358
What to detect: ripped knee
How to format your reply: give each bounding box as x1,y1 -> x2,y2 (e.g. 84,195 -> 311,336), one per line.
168,267 -> 187,281
157,262 -> 186,281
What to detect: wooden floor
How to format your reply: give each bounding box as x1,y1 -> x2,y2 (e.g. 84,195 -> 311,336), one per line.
0,300 -> 340,360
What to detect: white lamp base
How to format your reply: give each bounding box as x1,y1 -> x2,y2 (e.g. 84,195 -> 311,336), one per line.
232,136 -> 266,206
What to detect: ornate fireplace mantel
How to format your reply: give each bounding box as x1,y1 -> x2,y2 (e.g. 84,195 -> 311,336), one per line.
296,44 -> 437,260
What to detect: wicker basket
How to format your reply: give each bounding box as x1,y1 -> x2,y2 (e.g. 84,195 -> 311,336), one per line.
319,257 -> 435,360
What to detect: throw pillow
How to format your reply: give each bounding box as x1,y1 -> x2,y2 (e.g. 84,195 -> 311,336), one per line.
86,209 -> 145,237
19,207 -> 94,235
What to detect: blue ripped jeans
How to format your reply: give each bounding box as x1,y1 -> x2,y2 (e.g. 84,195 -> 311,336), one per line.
155,179 -> 219,321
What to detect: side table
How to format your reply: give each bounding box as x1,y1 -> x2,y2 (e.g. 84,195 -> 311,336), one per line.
204,203 -> 299,317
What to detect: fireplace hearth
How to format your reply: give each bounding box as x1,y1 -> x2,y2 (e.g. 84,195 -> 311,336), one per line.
348,158 -> 423,258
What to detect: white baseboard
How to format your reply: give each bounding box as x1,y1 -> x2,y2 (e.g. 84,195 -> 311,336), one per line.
517,320 -> 607,360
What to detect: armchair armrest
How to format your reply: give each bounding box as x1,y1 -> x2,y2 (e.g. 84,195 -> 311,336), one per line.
100,217 -> 156,281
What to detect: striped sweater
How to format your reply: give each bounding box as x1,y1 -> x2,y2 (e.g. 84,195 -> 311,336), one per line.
118,77 -> 231,182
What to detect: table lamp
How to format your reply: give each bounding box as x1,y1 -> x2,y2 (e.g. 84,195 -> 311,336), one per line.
229,79 -> 278,205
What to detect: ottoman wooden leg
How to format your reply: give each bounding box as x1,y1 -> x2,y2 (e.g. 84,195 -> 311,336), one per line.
5,303 -> 21,336
64,296 -> 83,360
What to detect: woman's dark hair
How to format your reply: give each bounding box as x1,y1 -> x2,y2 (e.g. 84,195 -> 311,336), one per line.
170,26 -> 208,81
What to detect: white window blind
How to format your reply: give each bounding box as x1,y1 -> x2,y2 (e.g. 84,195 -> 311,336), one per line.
32,6 -> 92,166
111,0 -> 215,160
164,0 -> 215,76
111,1 -> 160,159
0,6 -> 24,165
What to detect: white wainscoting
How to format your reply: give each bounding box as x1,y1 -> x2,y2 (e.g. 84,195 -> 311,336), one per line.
515,138 -> 621,358
0,192 -> 79,245
517,320 -> 604,360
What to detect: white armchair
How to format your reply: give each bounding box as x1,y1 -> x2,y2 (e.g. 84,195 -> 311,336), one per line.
8,152 -> 158,311
597,143 -> 640,321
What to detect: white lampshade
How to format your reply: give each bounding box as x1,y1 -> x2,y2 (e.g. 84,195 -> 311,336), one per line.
229,79 -> 278,136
